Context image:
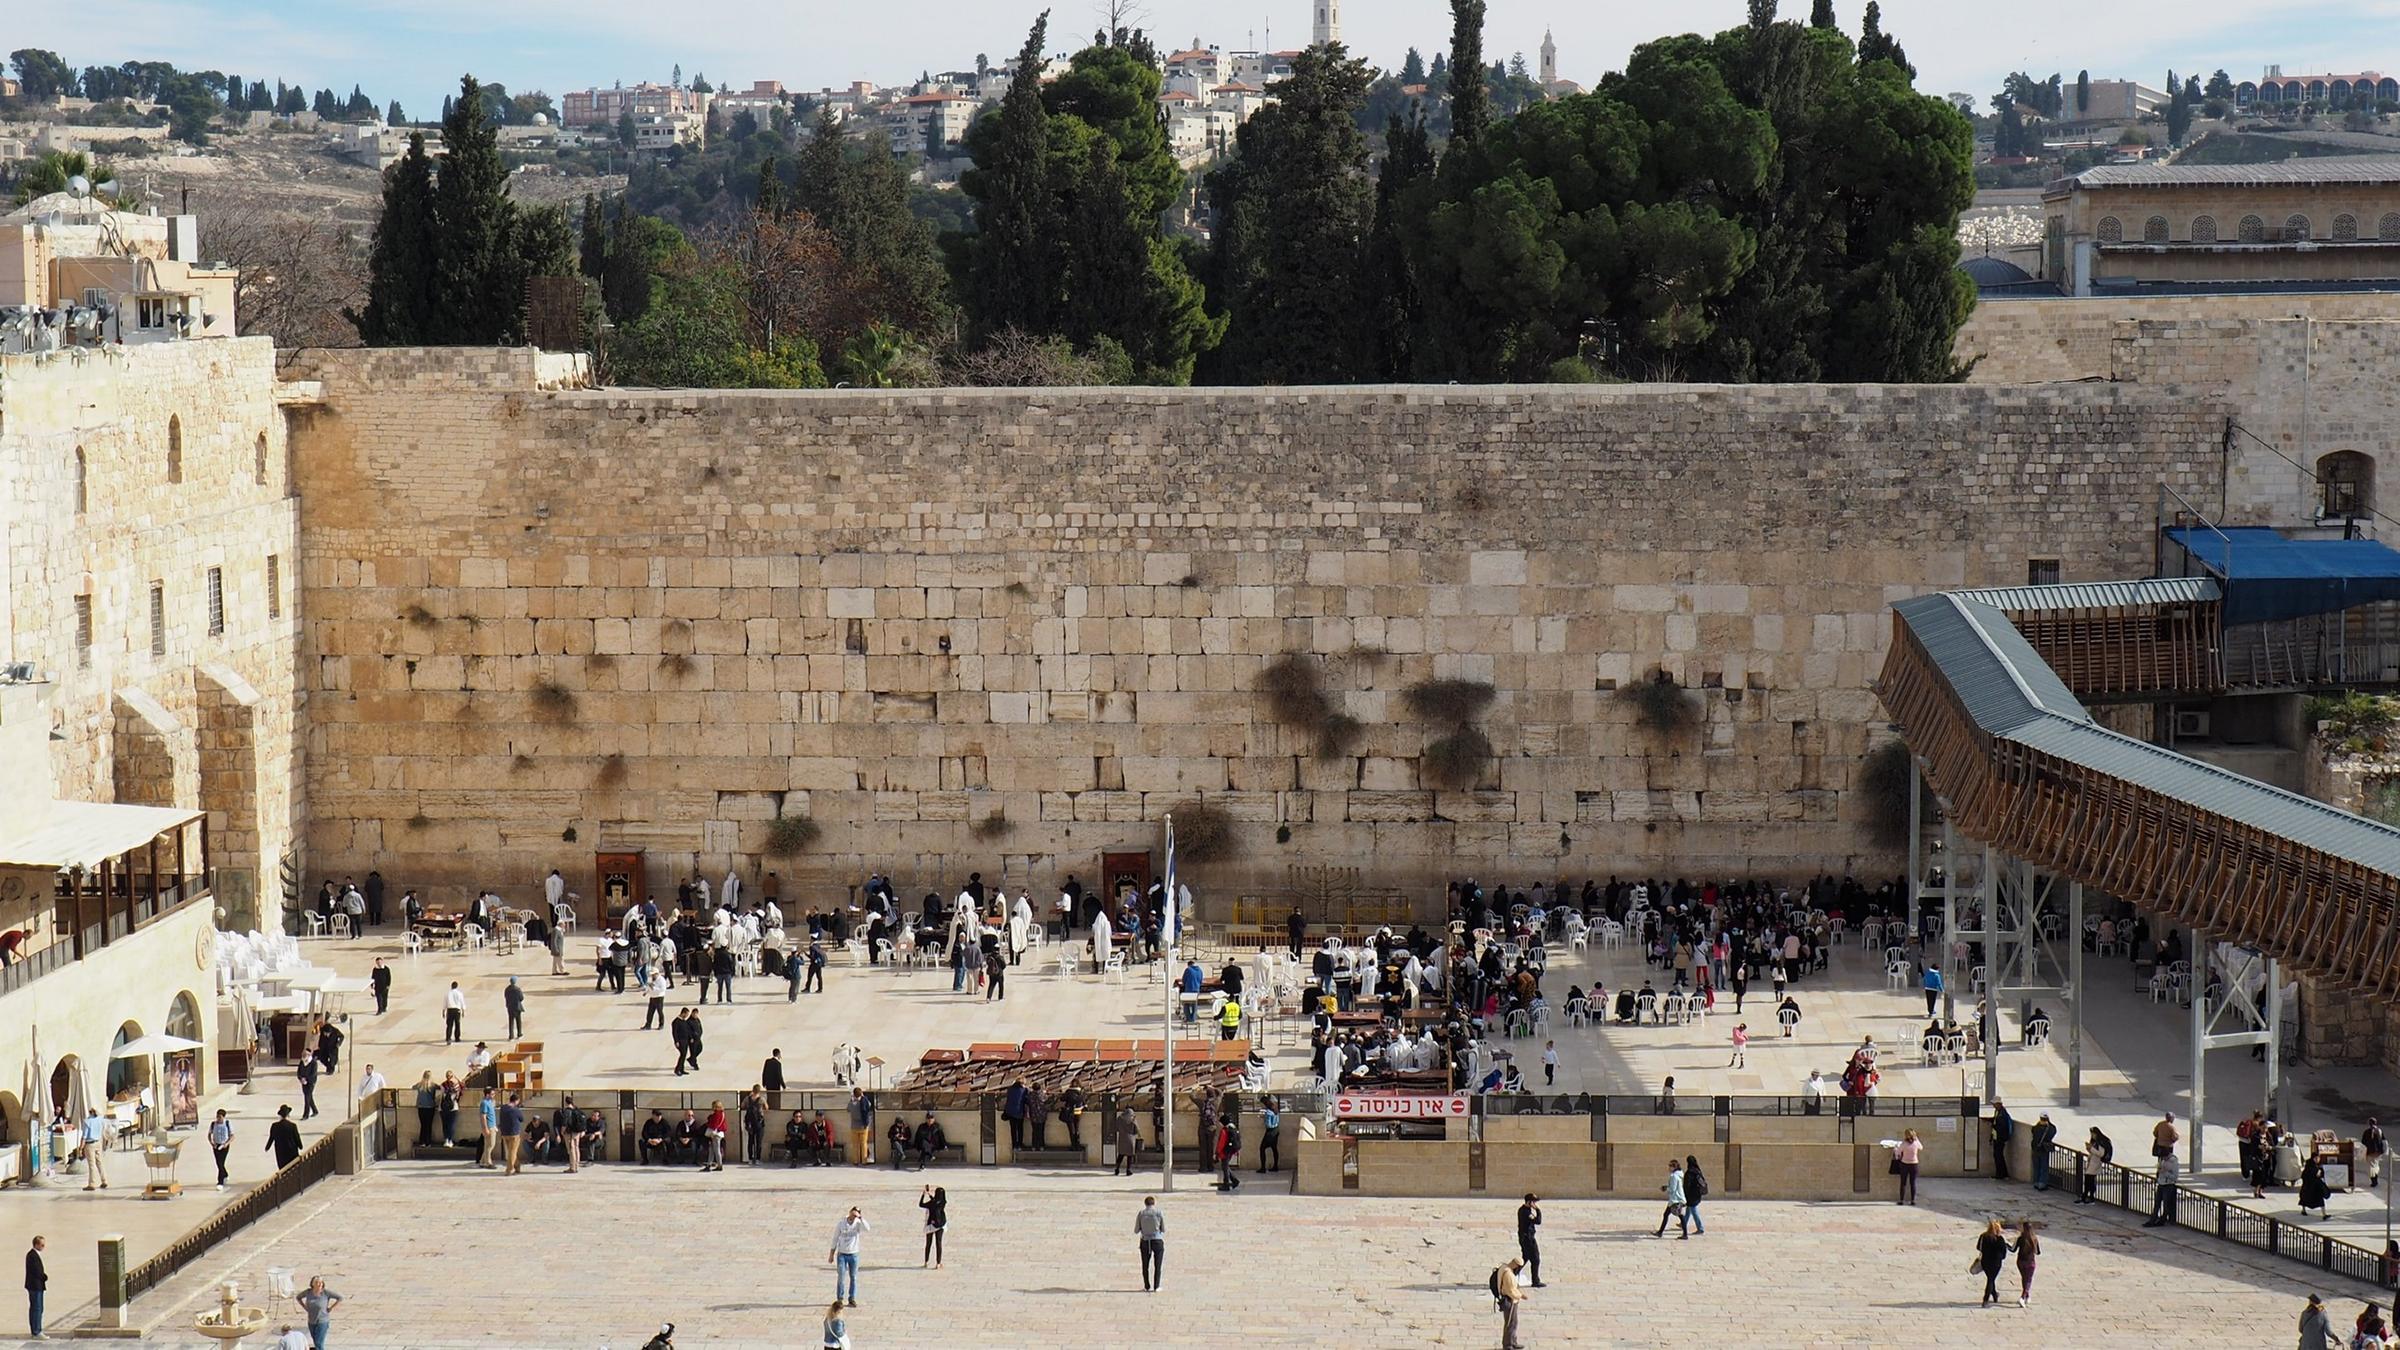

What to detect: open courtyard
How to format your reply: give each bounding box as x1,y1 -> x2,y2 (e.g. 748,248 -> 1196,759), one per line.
122,1160 -> 2377,1348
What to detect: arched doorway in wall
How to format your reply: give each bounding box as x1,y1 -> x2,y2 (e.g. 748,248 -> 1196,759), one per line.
107,1020 -> 147,1098
2320,450 -> 2375,521
0,1090 -> 21,1163
49,1053 -> 85,1126
166,989 -> 206,1109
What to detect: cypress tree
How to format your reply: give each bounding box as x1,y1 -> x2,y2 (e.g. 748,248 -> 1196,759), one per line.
1810,0 -> 1837,28
1364,109 -> 1433,379
963,10 -> 1057,341
434,73 -> 516,343
354,134 -> 439,344
1447,0 -> 1490,145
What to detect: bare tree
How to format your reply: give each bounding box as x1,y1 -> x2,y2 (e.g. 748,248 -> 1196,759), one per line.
189,193 -> 370,350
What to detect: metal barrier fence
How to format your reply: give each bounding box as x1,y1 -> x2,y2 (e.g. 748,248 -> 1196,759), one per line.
2043,1143 -> 2395,1289
375,1088 -> 1327,1166
1484,1093 -> 1975,1118
123,1102 -> 365,1300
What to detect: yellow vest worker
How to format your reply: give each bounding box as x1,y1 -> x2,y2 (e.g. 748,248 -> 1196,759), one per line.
1219,996 -> 1243,1040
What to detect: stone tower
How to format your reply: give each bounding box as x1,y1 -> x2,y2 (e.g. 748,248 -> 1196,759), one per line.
1313,0 -> 1341,47
1541,29 -> 1557,86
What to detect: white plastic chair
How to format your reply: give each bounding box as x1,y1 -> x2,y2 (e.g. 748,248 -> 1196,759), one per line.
1103,950 -> 1126,982
328,912 -> 352,939
400,930 -> 423,959
1566,997 -> 1591,1028
1599,921 -> 1624,950
1885,960 -> 1909,990
302,912 -> 327,940
1055,945 -> 1078,977
462,922 -> 487,952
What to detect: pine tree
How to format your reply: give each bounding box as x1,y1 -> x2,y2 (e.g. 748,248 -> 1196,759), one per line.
1401,47 -> 1426,85
755,156 -> 782,216
1447,0 -> 1490,144
1364,109 -> 1433,379
433,73 -> 516,342
1204,44 -> 1378,382
354,134 -> 439,344
962,11 -> 1057,341
387,99 -> 404,126
1748,0 -> 1778,27
1809,0 -> 1837,28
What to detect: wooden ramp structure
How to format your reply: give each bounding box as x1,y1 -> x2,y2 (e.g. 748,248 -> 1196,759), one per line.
1879,579 -> 2400,1161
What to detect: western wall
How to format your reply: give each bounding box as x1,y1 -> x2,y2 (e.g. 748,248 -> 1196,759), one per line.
283,347 -> 2228,907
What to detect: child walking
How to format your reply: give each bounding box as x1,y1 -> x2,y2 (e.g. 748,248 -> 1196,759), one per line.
1541,1041 -> 1559,1086
1728,1023 -> 1748,1068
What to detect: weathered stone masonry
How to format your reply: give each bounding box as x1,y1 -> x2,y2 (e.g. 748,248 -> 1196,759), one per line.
284,349 -> 2225,904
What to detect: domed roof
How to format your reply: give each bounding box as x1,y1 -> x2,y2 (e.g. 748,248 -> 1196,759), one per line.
1961,255 -> 2034,287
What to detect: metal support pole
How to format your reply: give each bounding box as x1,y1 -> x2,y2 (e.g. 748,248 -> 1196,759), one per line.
1940,818 -> 1958,1026
1907,758 -> 1922,917
2067,882 -> 2084,1108
1161,814 -> 1176,1194
2190,934 -> 2207,1174
2264,957 -> 2283,1127
1981,845 -> 1998,1104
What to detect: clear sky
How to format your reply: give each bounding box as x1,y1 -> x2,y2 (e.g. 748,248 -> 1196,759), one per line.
11,0 -> 2398,124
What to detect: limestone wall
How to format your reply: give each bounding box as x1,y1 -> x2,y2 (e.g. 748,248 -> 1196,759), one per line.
285,349 -> 2225,904
0,339 -> 303,925
1956,292 -> 2400,386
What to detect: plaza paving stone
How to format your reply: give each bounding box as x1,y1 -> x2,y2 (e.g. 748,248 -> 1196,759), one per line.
25,918 -> 2400,1340
122,1161 -> 2383,1348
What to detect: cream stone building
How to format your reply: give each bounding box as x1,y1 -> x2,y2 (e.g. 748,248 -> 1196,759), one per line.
0,192 -> 239,348
2041,156 -> 2400,294
0,336 -> 303,1159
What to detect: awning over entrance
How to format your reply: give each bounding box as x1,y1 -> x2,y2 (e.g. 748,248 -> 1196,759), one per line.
2165,526 -> 2400,625
0,800 -> 204,871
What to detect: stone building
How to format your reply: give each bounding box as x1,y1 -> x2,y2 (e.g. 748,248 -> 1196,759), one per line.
2041,157 -> 2400,294
0,336 -> 304,1151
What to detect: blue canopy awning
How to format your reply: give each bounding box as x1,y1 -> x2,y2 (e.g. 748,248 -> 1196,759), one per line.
2165,526 -> 2400,625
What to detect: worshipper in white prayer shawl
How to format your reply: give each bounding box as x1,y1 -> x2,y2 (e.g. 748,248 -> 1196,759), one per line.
1091,906 -> 1113,975
723,870 -> 741,911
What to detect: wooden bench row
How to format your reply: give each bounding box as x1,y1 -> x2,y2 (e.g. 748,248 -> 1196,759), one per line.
924,1039 -> 1251,1066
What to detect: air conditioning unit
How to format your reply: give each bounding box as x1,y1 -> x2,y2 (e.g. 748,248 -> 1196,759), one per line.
2173,707 -> 2212,740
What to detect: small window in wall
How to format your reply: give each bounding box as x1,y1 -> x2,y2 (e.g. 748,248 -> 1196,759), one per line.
254,433 -> 268,486
2095,216 -> 2123,243
73,447 -> 86,514
2027,558 -> 2062,586
2143,215 -> 2169,243
167,416 -> 182,484
2190,215 -> 2217,243
2334,213 -> 2360,242
149,581 -> 166,657
2286,214 -> 2312,241
266,555 -> 281,619
136,297 -> 168,330
2238,214 -> 2266,243
2320,450 -> 2374,520
75,594 -> 92,668
206,567 -> 225,636
2381,212 -> 2400,241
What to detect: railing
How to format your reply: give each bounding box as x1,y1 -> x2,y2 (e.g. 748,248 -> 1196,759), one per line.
122,1102 -> 360,1300
0,939 -> 76,998
2042,1143 -> 2395,1289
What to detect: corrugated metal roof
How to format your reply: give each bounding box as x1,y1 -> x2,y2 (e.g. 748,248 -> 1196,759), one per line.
2065,154 -> 2400,190
1896,592 -> 2400,875
1954,577 -> 2221,613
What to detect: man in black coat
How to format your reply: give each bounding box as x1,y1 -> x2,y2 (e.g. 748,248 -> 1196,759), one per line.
364,870 -> 386,927
265,1105 -> 304,1168
762,1049 -> 786,1109
670,1009 -> 694,1076
26,1234 -> 48,1340
369,959 -> 393,1015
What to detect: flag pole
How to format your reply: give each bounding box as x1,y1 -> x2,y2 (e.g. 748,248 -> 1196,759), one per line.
1161,812 -> 1176,1193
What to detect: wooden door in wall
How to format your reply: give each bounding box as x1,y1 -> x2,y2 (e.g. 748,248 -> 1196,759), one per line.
1101,851 -> 1151,922
594,849 -> 646,924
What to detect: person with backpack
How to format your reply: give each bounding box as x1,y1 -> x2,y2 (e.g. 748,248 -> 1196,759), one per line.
1214,1117 -> 1241,1191
1683,1154 -> 1710,1236
1490,1256 -> 1530,1350
1655,1159 -> 1691,1238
